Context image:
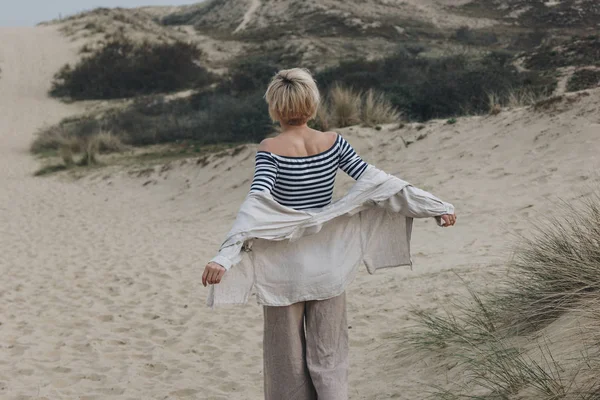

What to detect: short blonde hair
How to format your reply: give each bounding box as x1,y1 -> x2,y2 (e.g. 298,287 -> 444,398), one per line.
265,68 -> 320,125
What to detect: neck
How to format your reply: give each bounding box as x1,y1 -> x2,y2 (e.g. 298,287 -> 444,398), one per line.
279,122 -> 309,133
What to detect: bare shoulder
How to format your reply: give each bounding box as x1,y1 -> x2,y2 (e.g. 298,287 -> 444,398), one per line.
258,137 -> 275,153
323,131 -> 339,146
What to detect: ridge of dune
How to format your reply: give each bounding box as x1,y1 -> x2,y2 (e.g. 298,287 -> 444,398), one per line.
2,25 -> 600,399
181,0 -> 495,33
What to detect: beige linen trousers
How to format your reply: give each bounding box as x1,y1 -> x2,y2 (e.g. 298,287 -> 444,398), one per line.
263,292 -> 348,400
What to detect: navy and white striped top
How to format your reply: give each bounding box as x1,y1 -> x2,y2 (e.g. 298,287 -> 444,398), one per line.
249,134 -> 369,210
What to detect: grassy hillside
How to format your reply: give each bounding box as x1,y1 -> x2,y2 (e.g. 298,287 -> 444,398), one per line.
36,1 -> 600,169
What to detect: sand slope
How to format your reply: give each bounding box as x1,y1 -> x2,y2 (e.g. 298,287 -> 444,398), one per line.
2,26 -> 600,400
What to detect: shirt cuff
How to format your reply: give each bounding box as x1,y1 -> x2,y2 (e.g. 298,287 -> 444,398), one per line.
209,255 -> 233,271
435,202 -> 455,226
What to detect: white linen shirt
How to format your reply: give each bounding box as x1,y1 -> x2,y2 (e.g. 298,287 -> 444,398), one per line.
207,165 -> 454,308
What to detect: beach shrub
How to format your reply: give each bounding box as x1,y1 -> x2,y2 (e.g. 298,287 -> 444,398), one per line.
221,55 -> 279,94
567,69 -> 600,92
33,91 -> 272,149
316,50 -> 555,121
454,26 -> 498,46
524,35 -> 600,71
38,53 -> 282,150
50,38 -> 214,100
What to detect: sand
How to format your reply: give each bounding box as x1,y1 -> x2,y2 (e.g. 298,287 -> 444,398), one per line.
1,25 -> 600,400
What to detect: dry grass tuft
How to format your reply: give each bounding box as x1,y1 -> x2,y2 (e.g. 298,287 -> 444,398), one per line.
361,89 -> 401,127
312,102 -> 331,132
79,137 -> 100,166
321,85 -> 401,129
31,128 -> 126,157
32,132 -> 126,176
487,92 -> 502,115
403,192 -> 600,398
506,88 -> 544,108
30,125 -> 70,154
488,88 -> 550,113
58,144 -> 75,166
328,85 -> 362,128
93,131 -> 127,154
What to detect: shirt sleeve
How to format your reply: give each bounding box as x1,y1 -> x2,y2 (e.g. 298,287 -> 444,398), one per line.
338,135 -> 369,180
249,152 -> 278,194
209,242 -> 242,271
397,186 -> 455,226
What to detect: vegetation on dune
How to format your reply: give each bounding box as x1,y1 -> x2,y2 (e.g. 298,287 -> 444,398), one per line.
36,44 -> 558,159
460,0 -> 600,29
33,57 -> 279,152
405,194 -> 600,398
32,84 -> 398,153
567,69 -> 600,93
524,35 -> 600,71
50,38 -> 214,100
311,85 -> 401,131
160,0 -> 226,27
33,131 -> 127,176
315,50 -> 555,121
453,26 -> 498,47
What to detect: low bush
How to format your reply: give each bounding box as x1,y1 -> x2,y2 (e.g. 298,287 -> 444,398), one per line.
33,91 -> 273,150
223,56 -> 280,94
39,47 -> 554,150
567,69 -> 600,92
454,26 -> 498,46
525,35 -> 600,71
50,38 -> 214,100
316,50 -> 555,121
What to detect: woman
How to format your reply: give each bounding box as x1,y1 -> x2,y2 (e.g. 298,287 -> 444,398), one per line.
203,68 -> 456,400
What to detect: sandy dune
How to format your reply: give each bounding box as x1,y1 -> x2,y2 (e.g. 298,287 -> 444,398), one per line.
2,26 -> 600,400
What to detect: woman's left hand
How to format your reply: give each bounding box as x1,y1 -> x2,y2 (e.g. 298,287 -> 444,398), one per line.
440,214 -> 457,227
202,262 -> 226,287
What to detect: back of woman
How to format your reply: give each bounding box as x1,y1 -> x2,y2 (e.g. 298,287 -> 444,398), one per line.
202,68 -> 457,400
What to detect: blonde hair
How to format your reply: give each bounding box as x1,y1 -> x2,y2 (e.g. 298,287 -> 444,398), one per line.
265,68 -> 320,126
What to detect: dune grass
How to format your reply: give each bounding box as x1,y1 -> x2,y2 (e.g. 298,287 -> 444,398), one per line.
32,131 -> 128,176
328,85 -> 362,128
487,88 -> 551,114
31,127 -> 127,156
361,89 -> 402,127
316,85 -> 401,130
404,193 -> 600,398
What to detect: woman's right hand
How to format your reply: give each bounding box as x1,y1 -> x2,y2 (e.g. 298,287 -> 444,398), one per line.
440,214 -> 457,227
202,262 -> 226,287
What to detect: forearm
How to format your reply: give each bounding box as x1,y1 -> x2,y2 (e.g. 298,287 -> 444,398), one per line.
399,185 -> 454,220
209,241 -> 243,271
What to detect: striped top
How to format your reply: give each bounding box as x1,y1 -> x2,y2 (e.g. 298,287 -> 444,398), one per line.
250,134 -> 369,210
